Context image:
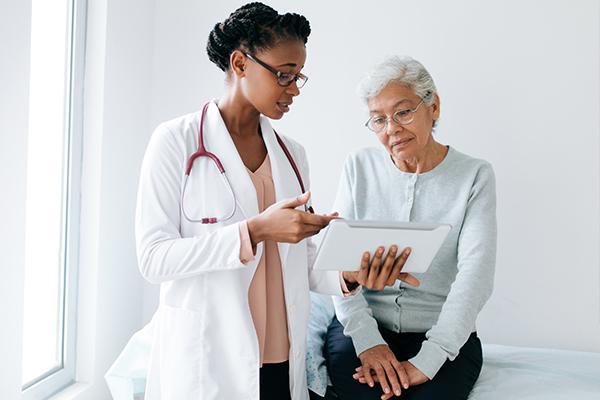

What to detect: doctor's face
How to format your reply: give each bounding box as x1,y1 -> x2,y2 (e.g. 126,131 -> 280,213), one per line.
242,39 -> 307,120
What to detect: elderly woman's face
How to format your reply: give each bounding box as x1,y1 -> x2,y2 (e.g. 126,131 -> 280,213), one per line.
367,82 -> 440,161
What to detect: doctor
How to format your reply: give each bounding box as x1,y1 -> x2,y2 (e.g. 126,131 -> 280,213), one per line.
134,3 -> 417,400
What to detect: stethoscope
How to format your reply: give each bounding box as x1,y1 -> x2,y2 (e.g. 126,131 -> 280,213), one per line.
181,102 -> 314,224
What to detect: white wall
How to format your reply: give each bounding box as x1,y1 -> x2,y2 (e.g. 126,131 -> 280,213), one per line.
70,0 -> 156,398
144,0 -> 600,352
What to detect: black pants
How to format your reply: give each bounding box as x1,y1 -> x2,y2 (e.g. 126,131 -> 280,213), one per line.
260,361 -> 291,400
320,317 -> 482,400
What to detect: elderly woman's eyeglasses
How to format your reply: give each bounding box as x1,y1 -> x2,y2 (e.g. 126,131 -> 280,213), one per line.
244,53 -> 308,88
365,99 -> 425,133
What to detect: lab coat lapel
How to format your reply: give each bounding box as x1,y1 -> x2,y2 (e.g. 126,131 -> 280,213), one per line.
202,101 -> 259,219
260,117 -> 302,267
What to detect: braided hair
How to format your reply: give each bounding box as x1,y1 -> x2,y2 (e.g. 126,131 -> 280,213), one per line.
206,2 -> 311,72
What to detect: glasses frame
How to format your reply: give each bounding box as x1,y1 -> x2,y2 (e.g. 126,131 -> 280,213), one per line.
365,98 -> 426,133
244,53 -> 308,88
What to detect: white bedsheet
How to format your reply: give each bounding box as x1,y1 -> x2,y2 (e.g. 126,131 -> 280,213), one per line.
106,328 -> 600,400
470,344 -> 600,400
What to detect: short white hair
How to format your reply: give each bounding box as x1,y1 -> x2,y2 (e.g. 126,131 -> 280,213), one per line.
357,56 -> 438,106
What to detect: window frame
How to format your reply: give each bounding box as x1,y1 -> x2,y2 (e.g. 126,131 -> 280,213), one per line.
21,0 -> 87,397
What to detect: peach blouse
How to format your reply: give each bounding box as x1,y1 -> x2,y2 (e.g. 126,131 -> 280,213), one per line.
238,156 -> 354,366
239,156 -> 290,366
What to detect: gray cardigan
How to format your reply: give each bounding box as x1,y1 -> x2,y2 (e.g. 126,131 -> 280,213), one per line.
332,145 -> 497,379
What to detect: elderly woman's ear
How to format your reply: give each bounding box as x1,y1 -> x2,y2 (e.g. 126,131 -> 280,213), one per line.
420,92 -> 440,130
430,93 -> 441,125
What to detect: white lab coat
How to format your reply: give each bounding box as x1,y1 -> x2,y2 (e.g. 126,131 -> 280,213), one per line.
132,101 -> 343,400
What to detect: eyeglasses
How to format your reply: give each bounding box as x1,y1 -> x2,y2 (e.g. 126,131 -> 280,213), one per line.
245,53 -> 308,88
365,99 -> 426,133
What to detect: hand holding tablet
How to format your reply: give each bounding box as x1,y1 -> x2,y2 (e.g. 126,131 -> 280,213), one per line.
342,244 -> 419,290
314,219 -> 452,290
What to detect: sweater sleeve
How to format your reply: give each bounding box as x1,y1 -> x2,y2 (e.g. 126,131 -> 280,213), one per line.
409,163 -> 497,379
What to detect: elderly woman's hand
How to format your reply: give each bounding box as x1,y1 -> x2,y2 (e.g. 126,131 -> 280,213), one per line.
354,344 -> 409,398
342,245 -> 420,291
353,360 -> 430,399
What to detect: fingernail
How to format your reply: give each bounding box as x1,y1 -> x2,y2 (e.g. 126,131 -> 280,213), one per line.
404,383 -> 409,389
369,382 -> 374,387
384,388 -> 390,394
405,248 -> 411,255
391,245 -> 397,252
396,389 -> 402,395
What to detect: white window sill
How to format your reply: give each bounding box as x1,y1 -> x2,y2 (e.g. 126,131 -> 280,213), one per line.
47,383 -> 92,400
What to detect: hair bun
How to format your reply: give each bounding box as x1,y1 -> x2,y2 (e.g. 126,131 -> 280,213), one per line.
206,2 -> 311,72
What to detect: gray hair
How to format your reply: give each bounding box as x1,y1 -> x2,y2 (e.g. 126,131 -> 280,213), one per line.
357,56 -> 438,106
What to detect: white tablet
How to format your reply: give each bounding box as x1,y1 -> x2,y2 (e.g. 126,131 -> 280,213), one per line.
312,219 -> 451,273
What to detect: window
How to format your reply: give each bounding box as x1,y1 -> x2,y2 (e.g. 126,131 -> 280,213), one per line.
21,0 -> 86,397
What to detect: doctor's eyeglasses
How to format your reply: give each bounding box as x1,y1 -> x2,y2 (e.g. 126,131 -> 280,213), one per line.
245,53 -> 308,88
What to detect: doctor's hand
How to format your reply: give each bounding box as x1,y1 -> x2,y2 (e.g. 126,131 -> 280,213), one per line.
342,246 -> 420,291
247,191 -> 337,245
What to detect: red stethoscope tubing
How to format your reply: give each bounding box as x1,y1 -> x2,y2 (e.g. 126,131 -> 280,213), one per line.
181,102 -> 313,224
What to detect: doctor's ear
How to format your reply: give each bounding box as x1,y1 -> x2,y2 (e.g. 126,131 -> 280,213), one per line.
229,50 -> 247,78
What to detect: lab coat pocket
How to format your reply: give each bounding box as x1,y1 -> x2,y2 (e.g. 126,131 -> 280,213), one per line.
157,305 -> 206,398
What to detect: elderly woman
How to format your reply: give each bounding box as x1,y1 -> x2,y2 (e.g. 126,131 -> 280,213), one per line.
307,56 -> 496,400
